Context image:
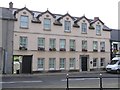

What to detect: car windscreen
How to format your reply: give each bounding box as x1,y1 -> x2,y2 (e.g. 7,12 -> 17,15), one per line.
110,60 -> 118,65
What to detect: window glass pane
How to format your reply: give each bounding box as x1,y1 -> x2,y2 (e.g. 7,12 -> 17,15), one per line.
20,16 -> 28,28
82,23 -> 87,33
93,58 -> 97,67
20,36 -> 27,47
44,18 -> 51,30
60,39 -> 66,48
60,58 -> 66,69
70,40 -> 75,49
101,58 -> 105,66
64,21 -> 71,31
38,38 -> 45,47
49,58 -> 55,69
38,58 -> 44,69
69,58 -> 75,69
50,39 -> 56,48
100,42 -> 105,50
93,41 -> 98,50
82,40 -> 87,50
96,25 -> 101,35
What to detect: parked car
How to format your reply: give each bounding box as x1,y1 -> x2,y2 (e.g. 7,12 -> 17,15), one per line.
106,57 -> 120,73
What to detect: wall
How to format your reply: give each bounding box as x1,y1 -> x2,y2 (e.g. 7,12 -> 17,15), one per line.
13,9 -> 111,72
2,19 -> 14,74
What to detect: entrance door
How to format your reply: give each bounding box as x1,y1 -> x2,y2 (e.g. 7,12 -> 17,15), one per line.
22,55 -> 32,74
81,56 -> 87,71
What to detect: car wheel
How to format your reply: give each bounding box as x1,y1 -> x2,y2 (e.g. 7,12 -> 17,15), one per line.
116,70 -> 120,74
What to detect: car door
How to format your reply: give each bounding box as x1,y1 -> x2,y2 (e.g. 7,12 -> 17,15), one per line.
118,61 -> 120,69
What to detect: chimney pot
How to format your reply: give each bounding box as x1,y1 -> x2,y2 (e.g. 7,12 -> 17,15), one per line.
94,17 -> 99,20
9,2 -> 13,9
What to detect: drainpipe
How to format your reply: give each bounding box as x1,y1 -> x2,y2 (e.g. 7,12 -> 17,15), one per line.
3,18 -> 9,74
110,40 -> 112,60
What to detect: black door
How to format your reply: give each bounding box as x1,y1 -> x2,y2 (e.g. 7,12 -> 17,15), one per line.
22,55 -> 32,74
81,57 -> 87,71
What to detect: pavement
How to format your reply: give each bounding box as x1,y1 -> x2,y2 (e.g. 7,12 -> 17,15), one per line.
1,70 -> 107,77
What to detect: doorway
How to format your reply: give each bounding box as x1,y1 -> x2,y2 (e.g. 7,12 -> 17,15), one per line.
81,56 -> 88,71
13,55 -> 32,74
22,55 -> 32,74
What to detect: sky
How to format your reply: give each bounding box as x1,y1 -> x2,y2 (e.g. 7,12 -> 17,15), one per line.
0,0 -> 119,29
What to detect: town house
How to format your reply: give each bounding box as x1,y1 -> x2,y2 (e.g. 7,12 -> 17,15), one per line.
12,6 -> 111,73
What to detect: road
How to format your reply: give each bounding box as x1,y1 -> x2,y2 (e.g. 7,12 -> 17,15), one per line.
1,72 -> 120,89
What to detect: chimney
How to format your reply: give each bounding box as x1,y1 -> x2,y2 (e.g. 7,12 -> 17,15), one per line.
9,2 -> 13,9
94,17 -> 99,20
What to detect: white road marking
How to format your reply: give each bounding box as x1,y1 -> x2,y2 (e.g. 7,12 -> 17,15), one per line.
61,78 -> 85,81
87,78 -> 99,80
0,82 -> 15,84
61,78 -> 99,81
0,80 -> 43,84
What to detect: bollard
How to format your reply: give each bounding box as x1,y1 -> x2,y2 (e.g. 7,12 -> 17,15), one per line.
100,73 -> 103,90
66,74 -> 69,90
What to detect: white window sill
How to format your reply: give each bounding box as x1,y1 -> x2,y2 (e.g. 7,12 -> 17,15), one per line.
49,68 -> 55,70
37,68 -> 44,71
44,29 -> 51,31
64,30 -> 71,33
69,67 -> 75,69
60,68 -> 65,70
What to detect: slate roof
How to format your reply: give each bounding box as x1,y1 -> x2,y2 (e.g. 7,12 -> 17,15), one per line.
74,15 -> 90,23
14,7 -> 34,17
57,13 -> 75,21
0,6 -> 111,31
0,7 -> 15,20
37,10 -> 56,18
111,29 -> 120,41
90,17 -> 104,25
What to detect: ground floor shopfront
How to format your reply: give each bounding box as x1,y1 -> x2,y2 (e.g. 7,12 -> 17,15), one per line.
13,51 -> 110,74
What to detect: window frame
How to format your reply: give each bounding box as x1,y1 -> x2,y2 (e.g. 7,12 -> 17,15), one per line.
37,58 -> 45,70
19,36 -> 28,48
64,20 -> 71,32
20,15 -> 29,28
70,39 -> 75,51
96,25 -> 101,35
49,38 -> 56,49
38,37 -> 45,48
93,58 -> 98,67
59,58 -> 66,70
82,40 -> 87,51
43,18 -> 51,30
81,23 -> 87,33
60,39 -> 66,51
100,42 -> 105,52
93,41 -> 98,51
69,58 -> 75,69
100,58 -> 105,67
49,58 -> 56,70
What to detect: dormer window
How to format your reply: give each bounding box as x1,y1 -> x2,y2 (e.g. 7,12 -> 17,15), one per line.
20,15 -> 29,28
44,18 -> 51,30
64,21 -> 71,32
96,25 -> 101,35
81,23 -> 87,33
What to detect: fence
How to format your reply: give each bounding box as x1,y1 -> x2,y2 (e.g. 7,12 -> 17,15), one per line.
66,73 -> 120,90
